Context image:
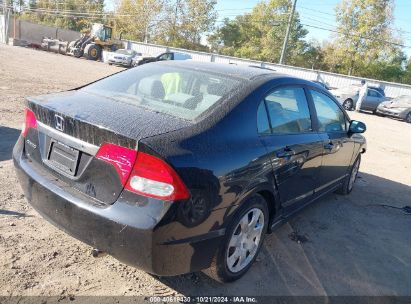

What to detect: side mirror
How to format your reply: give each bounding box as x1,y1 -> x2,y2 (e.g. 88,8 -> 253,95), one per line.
349,120 -> 366,133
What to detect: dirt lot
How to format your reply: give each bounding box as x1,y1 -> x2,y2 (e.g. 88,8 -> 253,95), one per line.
0,44 -> 410,297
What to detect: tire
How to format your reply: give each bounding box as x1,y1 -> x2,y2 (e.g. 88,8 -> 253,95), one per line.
336,154 -> 361,195
204,194 -> 269,282
343,99 -> 354,111
405,112 -> 411,124
68,41 -> 83,58
85,44 -> 101,61
73,47 -> 83,58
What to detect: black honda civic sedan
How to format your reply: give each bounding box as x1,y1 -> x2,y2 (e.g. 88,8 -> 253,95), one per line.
13,61 -> 366,282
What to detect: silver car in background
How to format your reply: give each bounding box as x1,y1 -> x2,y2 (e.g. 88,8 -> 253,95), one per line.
108,49 -> 142,68
330,85 -> 388,113
376,95 -> 411,123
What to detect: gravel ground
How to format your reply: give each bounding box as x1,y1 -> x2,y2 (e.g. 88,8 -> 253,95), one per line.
0,44 -> 410,298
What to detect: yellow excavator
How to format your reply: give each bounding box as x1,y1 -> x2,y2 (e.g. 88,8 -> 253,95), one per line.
42,23 -> 123,61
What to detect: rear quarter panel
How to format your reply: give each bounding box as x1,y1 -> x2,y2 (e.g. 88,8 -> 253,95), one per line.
140,78 -> 278,231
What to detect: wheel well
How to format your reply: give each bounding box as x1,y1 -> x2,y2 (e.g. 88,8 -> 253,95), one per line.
257,190 -> 276,219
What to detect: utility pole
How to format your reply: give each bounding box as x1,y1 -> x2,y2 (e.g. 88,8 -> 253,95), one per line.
2,0 -> 10,44
279,0 -> 297,65
169,0 -> 180,43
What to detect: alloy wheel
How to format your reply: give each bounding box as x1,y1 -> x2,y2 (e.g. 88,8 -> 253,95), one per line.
406,112 -> 411,123
91,48 -> 97,57
226,208 -> 264,273
343,100 -> 353,110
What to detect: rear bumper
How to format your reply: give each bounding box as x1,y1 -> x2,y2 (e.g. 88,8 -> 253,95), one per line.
13,136 -> 225,275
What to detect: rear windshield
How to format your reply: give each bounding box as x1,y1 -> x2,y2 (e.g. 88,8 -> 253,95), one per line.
81,64 -> 242,120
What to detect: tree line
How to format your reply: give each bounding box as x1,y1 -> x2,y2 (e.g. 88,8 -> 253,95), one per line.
10,0 -> 411,84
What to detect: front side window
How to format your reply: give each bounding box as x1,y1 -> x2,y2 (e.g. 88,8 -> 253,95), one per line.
262,87 -> 312,134
310,90 -> 347,132
104,27 -> 112,40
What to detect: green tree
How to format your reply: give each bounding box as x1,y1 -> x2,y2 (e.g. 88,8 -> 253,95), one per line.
359,51 -> 406,82
155,0 -> 217,51
21,0 -> 106,32
208,0 -> 308,64
404,58 -> 411,84
9,0 -> 25,13
114,0 -> 165,42
28,0 -> 37,9
332,0 -> 403,76
208,18 -> 241,53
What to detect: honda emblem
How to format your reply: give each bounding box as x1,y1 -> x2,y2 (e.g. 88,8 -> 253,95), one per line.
55,115 -> 64,132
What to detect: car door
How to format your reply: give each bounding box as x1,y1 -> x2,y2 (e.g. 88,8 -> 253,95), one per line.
258,86 -> 323,211
363,89 -> 383,111
308,89 -> 355,193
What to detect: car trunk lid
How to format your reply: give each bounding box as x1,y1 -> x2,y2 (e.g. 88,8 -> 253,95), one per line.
25,90 -> 191,205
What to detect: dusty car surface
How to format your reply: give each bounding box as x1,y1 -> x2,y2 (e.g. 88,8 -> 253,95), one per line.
330,85 -> 388,112
13,61 -> 366,282
107,49 -> 142,67
376,95 -> 411,123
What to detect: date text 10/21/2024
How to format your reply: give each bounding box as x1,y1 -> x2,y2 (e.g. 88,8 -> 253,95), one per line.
148,296 -> 258,303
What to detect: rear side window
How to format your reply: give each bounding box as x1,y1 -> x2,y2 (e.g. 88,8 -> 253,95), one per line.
81,64 -> 241,120
174,53 -> 191,60
257,102 -> 270,134
158,53 -> 173,60
261,87 -> 312,134
310,90 -> 347,132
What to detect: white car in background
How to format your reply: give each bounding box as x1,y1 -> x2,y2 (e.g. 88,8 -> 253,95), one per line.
133,52 -> 192,66
107,49 -> 143,68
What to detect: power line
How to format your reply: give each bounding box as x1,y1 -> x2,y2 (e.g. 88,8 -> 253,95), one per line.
301,23 -> 411,49
299,6 -> 336,16
299,5 -> 411,37
12,4 -> 411,49
16,6 -> 286,25
300,15 -> 336,29
20,4 -> 411,38
19,6 -> 287,18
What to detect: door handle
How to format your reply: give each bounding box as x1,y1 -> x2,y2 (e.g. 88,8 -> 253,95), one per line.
324,142 -> 334,151
276,146 -> 295,158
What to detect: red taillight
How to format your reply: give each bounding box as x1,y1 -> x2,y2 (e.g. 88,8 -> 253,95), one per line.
95,143 -> 190,201
125,152 -> 190,201
95,143 -> 137,185
22,108 -> 37,137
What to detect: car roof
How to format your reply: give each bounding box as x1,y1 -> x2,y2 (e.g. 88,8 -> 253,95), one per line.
154,60 -> 289,81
